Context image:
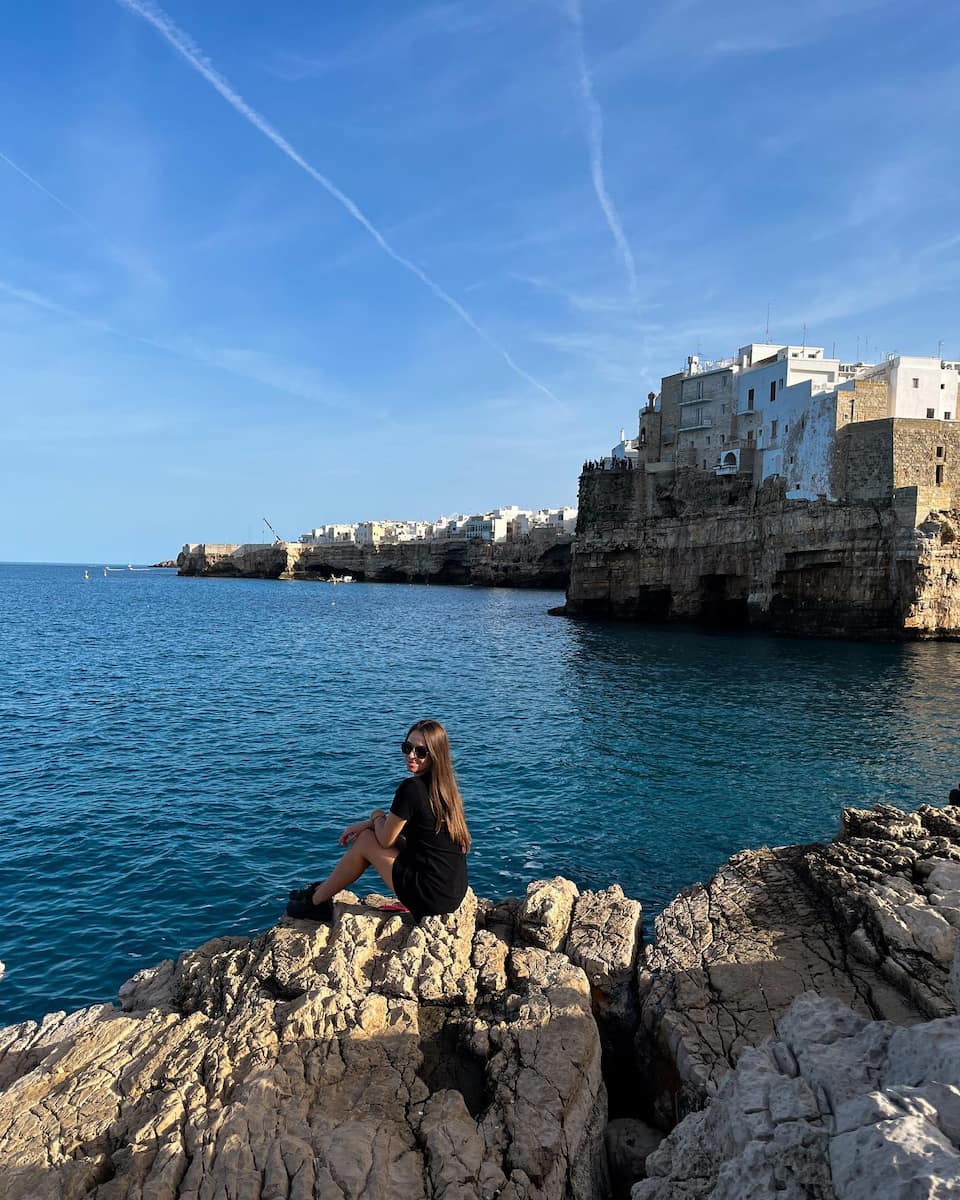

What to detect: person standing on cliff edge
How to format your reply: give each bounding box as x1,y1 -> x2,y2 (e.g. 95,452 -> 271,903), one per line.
286,719 -> 470,922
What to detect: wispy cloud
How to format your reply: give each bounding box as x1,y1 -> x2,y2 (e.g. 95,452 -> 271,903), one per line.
116,0 -> 558,403
0,146 -> 165,291
566,0 -> 639,308
0,277 -> 340,406
265,3 -> 511,82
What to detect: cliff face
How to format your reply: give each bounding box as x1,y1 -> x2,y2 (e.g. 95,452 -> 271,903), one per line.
566,469 -> 960,638
177,537 -> 571,589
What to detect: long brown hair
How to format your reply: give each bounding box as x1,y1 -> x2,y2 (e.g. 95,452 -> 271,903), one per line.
407,719 -> 471,853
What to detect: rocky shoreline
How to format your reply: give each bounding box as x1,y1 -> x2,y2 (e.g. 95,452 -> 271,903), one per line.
176,536 -> 572,590
1,801 -> 958,1198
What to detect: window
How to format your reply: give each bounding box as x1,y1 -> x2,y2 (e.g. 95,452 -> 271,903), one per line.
721,404 -> 726,415
769,381 -> 777,403
946,412 -> 953,421
784,423 -> 789,434
779,377 -> 784,391
747,430 -> 754,442
720,434 -> 726,444
912,378 -> 920,388
937,446 -> 944,458
927,408 -> 936,419
697,380 -> 704,399
770,420 -> 778,440
936,465 -> 944,486
747,387 -> 755,411
789,456 -> 795,464
706,436 -> 711,446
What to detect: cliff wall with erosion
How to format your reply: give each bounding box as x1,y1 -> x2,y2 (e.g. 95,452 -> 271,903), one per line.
2,799 -> 958,1198
177,535 -> 572,589
565,467 -> 960,638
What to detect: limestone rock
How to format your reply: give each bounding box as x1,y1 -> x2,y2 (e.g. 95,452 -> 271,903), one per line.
567,465 -> 960,638
567,885 -> 643,1027
633,994 -> 960,1200
518,876 -> 579,952
178,536 -> 573,589
0,888 -> 606,1200
638,803 -> 960,1125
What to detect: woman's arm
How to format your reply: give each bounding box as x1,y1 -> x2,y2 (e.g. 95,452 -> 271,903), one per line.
338,808 -> 405,847
373,812 -> 406,848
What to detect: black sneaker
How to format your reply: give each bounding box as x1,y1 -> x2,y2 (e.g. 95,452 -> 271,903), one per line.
286,888 -> 333,922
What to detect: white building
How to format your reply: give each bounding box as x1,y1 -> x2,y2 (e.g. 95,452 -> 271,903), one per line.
611,428 -> 640,464
300,524 -> 357,545
671,343 -> 870,472
461,513 -> 509,542
755,356 -> 960,501
859,355 -> 960,421
511,507 -> 578,537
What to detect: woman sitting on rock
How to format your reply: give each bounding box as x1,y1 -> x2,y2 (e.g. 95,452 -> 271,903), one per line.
286,719 -> 470,922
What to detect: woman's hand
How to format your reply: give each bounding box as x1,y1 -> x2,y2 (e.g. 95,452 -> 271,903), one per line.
339,819 -> 370,847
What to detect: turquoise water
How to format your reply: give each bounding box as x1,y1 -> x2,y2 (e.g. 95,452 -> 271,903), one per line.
2,562 -> 959,1026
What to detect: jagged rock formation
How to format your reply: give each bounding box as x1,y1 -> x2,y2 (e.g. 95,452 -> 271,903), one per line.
176,537 -> 572,590
639,804 -> 960,1120
2,807 -> 959,1198
565,469 -> 960,638
0,881 -> 641,1200
631,802 -> 960,1196
633,993 -> 960,1199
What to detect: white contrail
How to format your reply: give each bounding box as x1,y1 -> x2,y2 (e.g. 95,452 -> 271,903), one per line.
567,0 -> 639,307
116,0 -> 558,403
0,150 -> 99,235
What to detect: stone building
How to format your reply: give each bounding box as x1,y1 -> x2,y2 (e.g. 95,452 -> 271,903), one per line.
571,339 -> 960,638
860,354 -> 960,421
636,343 -> 872,480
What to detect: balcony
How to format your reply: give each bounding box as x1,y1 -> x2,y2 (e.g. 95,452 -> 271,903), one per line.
678,416 -> 713,432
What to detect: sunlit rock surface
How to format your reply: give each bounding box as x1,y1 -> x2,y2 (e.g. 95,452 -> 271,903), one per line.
0,885 -> 639,1200
2,802 -> 959,1198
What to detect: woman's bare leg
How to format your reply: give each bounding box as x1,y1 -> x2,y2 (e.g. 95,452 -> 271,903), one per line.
311,830 -> 399,903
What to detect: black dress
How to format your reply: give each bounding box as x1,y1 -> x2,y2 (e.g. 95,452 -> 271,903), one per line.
389,775 -> 468,917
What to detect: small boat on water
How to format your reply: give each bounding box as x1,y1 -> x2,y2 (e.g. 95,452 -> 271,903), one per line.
82,569 -> 90,581
328,574 -> 354,584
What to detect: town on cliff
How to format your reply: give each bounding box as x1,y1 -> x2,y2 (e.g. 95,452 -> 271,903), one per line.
178,337 -> 960,639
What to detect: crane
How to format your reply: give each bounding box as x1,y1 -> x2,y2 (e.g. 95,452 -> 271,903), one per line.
263,517 -> 285,545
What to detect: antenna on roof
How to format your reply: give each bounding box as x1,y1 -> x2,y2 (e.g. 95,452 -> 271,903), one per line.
801,322 -> 807,350
765,302 -> 771,341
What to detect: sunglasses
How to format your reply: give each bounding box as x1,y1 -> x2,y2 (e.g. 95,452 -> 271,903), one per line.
401,740 -> 430,761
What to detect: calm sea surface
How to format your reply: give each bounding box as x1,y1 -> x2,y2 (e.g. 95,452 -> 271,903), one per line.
2,562 -> 959,1025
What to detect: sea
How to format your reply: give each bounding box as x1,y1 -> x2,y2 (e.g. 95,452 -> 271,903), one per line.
2,561 -> 959,1027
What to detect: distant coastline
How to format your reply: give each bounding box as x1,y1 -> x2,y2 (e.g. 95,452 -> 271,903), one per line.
176,536 -> 572,590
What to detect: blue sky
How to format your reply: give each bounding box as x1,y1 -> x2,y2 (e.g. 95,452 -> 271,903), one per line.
2,0 -> 959,561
